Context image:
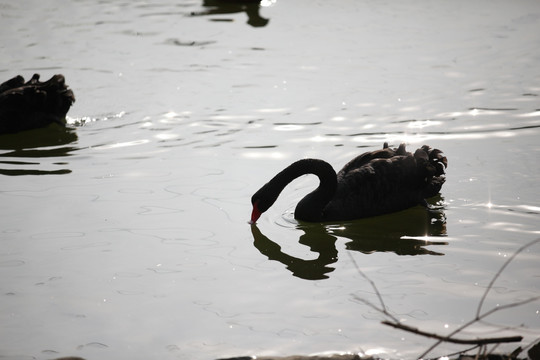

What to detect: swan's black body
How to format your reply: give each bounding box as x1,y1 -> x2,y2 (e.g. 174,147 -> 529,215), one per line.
0,74 -> 75,134
250,143 -> 447,223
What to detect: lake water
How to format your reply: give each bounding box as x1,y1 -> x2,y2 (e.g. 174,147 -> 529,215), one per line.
1,1 -> 539,359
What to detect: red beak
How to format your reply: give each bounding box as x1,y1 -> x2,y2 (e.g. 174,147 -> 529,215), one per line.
249,203 -> 262,224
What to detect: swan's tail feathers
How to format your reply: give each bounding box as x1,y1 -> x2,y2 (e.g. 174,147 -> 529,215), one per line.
396,143 -> 407,155
382,142 -> 408,155
417,145 -> 447,198
422,145 -> 447,175
419,145 -> 447,174
0,75 -> 24,93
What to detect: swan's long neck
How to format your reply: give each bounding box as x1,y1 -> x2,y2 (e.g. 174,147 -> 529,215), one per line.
293,159 -> 337,221
252,159 -> 337,222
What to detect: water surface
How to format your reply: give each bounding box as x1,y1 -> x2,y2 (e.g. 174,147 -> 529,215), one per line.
1,1 -> 539,359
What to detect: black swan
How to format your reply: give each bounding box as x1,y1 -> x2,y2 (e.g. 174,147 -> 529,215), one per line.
0,74 -> 75,134
250,143 -> 447,223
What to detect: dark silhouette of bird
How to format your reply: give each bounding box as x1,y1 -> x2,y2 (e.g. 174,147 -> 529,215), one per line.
0,74 -> 75,134
250,143 -> 447,223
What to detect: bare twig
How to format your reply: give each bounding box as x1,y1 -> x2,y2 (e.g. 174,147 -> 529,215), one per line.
479,295 -> 540,319
348,252 -> 399,323
418,237 -> 540,359
381,320 -> 523,345
349,237 -> 539,359
444,344 -> 483,358
476,238 -> 540,318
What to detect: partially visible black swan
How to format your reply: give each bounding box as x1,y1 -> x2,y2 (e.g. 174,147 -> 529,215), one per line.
0,74 -> 75,134
250,143 -> 447,223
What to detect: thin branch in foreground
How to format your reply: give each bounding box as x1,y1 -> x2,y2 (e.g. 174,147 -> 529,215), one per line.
443,344 -> 483,358
347,252 -> 399,323
348,237 -> 539,359
418,237 -> 540,359
476,238 -> 540,318
381,320 -> 523,345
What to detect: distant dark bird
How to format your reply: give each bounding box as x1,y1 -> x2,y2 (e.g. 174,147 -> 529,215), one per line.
250,143 -> 447,223
0,74 -> 75,134
193,0 -> 269,27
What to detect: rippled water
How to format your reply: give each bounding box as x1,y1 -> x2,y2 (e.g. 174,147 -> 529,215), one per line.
1,1 -> 539,359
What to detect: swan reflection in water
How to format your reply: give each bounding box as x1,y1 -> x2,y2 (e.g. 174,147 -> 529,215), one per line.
250,198 -> 447,280
192,0 -> 271,27
0,126 -> 78,176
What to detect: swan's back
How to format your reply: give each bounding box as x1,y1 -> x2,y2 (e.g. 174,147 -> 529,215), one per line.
323,143 -> 447,221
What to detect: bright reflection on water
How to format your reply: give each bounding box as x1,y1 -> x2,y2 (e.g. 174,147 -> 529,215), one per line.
1,1 -> 540,360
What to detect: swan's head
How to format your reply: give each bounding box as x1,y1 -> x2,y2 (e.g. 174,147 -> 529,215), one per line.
249,199 -> 262,224
249,195 -> 271,224
249,183 -> 280,224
